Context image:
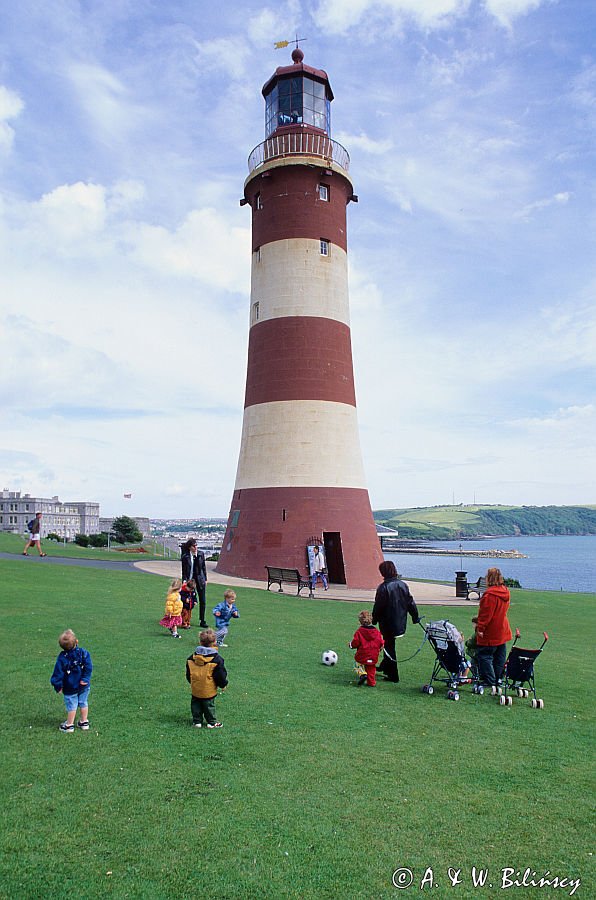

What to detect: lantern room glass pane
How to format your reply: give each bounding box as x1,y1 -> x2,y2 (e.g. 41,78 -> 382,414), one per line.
265,75 -> 330,136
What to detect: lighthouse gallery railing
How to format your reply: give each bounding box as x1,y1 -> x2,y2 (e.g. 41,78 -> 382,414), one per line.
248,132 -> 350,175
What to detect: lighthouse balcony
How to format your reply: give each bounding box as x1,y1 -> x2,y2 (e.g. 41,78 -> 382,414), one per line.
248,130 -> 350,175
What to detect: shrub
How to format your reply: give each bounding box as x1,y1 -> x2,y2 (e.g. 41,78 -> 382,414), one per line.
46,532 -> 62,542
74,534 -> 89,547
89,533 -> 108,548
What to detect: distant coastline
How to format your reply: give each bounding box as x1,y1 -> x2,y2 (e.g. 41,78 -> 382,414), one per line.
374,504 -> 596,541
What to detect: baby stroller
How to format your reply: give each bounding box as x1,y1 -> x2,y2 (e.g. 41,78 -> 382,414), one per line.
500,629 -> 549,708
421,620 -> 482,701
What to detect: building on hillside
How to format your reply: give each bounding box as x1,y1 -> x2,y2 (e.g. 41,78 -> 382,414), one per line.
0,490 -> 99,539
99,517 -> 152,539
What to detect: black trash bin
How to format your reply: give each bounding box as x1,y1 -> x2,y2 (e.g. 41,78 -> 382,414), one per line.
455,571 -> 468,598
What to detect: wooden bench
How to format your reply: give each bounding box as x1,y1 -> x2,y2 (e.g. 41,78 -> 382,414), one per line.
465,576 -> 487,600
265,566 -> 313,597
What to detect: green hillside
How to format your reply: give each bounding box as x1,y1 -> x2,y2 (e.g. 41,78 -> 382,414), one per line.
374,504 -> 596,540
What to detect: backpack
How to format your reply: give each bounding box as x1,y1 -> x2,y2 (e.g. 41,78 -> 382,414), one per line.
28,519 -> 36,531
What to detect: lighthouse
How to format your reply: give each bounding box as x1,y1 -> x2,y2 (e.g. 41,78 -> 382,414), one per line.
216,47 -> 383,589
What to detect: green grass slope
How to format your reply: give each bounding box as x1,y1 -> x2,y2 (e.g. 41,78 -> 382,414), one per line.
374,504 -> 596,540
0,562 -> 593,898
0,531 -> 168,561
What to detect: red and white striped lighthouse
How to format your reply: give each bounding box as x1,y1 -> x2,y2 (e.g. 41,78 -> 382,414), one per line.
217,48 -> 382,589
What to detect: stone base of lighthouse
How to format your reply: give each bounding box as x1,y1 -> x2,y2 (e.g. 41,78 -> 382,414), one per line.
216,486 -> 383,589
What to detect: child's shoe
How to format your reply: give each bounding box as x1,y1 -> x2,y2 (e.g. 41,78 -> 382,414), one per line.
59,722 -> 74,733
172,633 -> 181,639
193,723 -> 202,728
77,720 -> 90,730
217,643 -> 228,648
206,722 -> 223,729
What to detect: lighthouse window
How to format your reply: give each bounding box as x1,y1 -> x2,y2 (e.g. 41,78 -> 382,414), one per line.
255,192 -> 263,210
320,239 -> 330,256
252,301 -> 260,323
319,184 -> 329,201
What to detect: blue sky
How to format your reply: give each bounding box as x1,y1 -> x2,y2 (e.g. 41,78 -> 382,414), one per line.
1,0 -> 594,518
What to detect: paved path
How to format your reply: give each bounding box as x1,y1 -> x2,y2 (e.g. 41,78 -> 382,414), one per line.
134,559 -> 478,607
0,552 -> 142,572
2,551 -> 478,606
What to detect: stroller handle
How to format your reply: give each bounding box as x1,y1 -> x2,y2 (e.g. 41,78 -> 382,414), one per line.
515,628 -> 521,638
543,632 -> 549,642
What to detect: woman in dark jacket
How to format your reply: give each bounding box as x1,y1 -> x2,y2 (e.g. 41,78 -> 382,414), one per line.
181,539 -> 208,627
372,560 -> 420,682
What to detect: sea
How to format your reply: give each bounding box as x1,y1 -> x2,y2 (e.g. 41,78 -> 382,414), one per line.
384,534 -> 596,594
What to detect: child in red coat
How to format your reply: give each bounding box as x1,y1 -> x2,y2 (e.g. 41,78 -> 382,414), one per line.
350,610 -> 385,686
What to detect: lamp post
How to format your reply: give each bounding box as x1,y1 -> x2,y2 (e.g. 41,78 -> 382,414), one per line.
455,542 -> 468,598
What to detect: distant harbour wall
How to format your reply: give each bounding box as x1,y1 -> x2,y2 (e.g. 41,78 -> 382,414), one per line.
381,545 -> 527,559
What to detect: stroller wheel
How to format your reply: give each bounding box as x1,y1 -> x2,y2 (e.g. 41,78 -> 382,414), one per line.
517,688 -> 525,698
499,695 -> 507,705
452,691 -> 460,702
507,696 -> 513,706
427,685 -> 434,695
537,698 -> 544,709
477,685 -> 484,696
531,699 -> 538,709
524,690 -> 530,698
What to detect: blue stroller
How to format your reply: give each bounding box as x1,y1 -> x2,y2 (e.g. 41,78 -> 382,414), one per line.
421,620 -> 483,701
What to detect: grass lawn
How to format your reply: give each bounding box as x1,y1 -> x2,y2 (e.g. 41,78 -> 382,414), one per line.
0,531 -> 171,562
0,561 -> 593,899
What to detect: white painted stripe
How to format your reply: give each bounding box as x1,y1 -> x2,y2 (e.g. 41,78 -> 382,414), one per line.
251,239 -> 350,327
234,400 -> 368,490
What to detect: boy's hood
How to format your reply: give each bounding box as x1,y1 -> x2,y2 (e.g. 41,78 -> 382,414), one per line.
193,646 -> 218,657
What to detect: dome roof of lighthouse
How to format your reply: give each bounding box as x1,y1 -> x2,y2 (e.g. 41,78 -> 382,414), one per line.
262,50 -> 334,101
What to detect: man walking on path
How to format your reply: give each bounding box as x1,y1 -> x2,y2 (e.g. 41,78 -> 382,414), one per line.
23,511 -> 47,557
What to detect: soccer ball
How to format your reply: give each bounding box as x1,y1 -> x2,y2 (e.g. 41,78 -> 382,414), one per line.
321,650 -> 338,666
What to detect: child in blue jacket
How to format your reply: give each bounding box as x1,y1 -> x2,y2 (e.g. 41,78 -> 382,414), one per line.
50,629 -> 93,732
212,589 -> 239,647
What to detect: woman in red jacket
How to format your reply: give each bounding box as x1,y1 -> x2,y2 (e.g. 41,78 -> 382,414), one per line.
475,567 -> 512,687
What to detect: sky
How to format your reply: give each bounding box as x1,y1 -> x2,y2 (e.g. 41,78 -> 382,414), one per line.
1,0 -> 595,518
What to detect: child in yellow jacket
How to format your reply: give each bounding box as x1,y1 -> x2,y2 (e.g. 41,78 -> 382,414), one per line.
159,578 -> 183,638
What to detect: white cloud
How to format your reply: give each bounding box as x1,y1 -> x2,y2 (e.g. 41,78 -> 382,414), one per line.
514,190 -> 571,220
335,130 -> 394,156
67,63 -> 148,141
484,0 -> 548,28
314,0 -> 470,33
247,2 -> 302,44
0,84 -> 24,152
35,181 -> 107,240
508,405 -> 595,429
192,37 -> 251,80
126,207 -> 250,292
314,0 -> 547,33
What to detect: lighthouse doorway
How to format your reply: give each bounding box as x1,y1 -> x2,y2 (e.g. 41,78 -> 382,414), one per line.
323,532 -> 346,585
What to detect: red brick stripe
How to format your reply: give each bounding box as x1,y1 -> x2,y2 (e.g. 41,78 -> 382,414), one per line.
244,316 -> 356,407
216,485 -> 383,589
247,165 -> 351,252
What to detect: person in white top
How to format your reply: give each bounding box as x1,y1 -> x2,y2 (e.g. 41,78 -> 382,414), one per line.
311,545 -> 328,591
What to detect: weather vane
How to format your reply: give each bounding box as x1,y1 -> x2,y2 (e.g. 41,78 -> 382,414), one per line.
274,33 -> 307,50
